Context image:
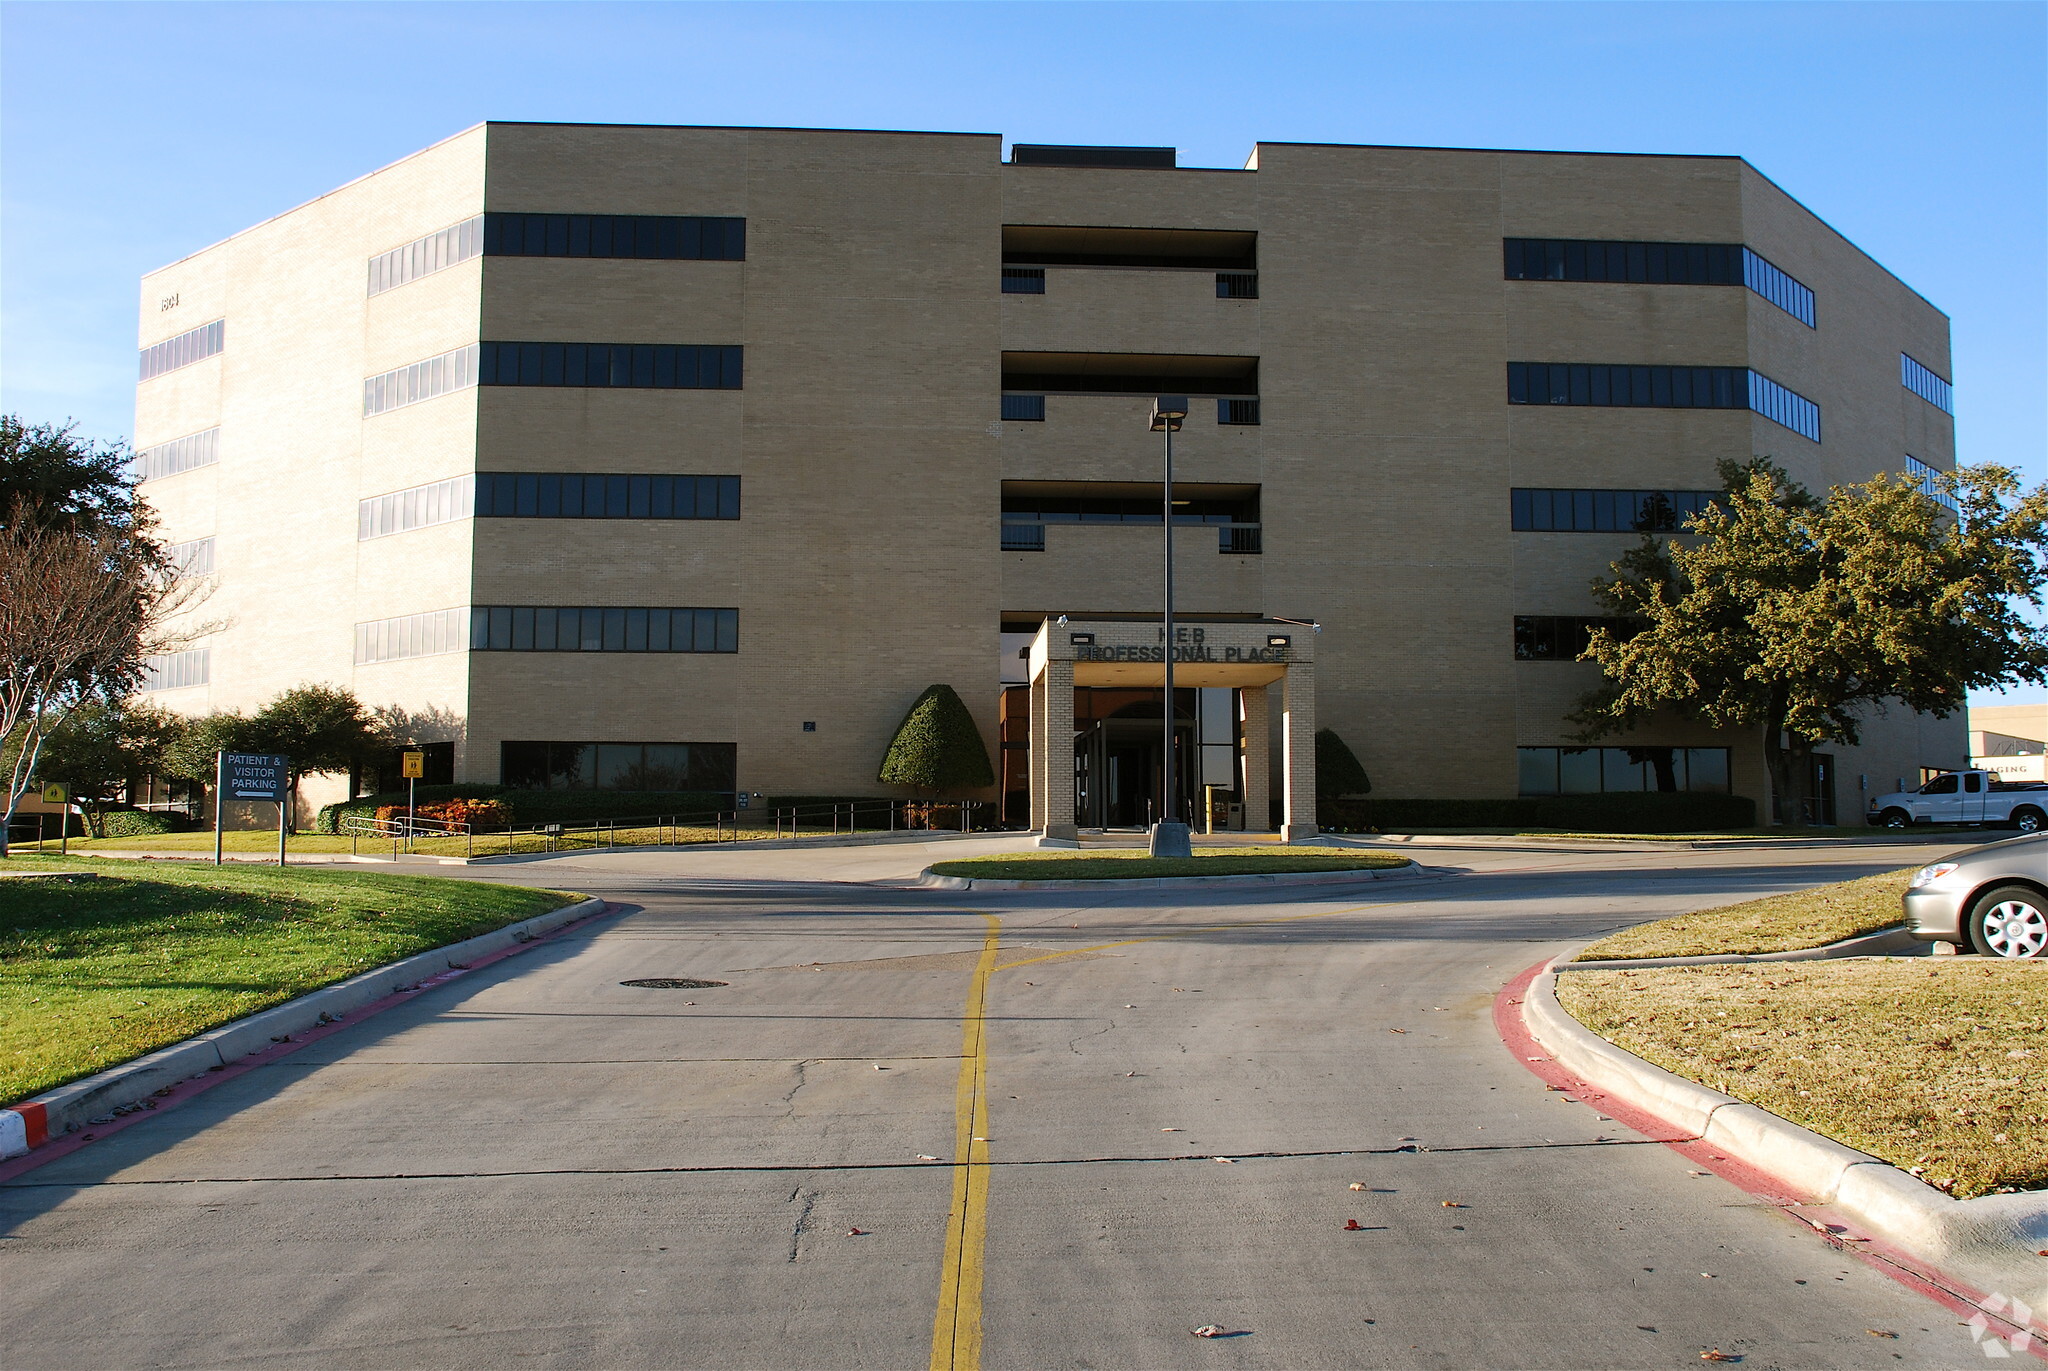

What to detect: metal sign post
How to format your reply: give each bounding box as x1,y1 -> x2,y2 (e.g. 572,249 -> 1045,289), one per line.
216,753 -> 292,867
402,750 -> 424,851
42,783 -> 68,854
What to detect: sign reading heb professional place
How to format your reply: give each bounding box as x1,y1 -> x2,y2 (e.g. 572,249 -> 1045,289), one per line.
221,753 -> 290,802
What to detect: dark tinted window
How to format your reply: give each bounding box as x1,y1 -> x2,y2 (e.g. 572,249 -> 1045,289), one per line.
471,606 -> 737,652
484,214 -> 744,261
1512,615 -> 1643,660
1511,489 -> 1721,532
500,741 -> 737,791
479,342 -> 741,390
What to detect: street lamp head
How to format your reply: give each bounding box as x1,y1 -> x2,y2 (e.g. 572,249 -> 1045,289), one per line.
1149,396 -> 1188,431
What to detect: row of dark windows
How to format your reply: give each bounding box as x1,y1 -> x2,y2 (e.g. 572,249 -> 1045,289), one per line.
470,606 -> 738,654
478,342 -> 742,390
1503,239 -> 1816,327
1510,362 -> 1745,409
475,473 -> 740,521
1517,746 -> 1731,795
1514,615 -> 1643,661
501,741 -> 737,792
483,213 -> 745,261
139,320 -> 224,381
1512,488 -> 1721,533
1505,238 -> 1743,286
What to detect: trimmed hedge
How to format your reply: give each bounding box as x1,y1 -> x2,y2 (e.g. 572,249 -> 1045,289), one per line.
94,808 -> 193,838
317,787 -> 729,833
1322,791 -> 1756,834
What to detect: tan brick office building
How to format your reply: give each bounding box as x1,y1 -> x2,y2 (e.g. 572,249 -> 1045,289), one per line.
131,122 -> 1966,831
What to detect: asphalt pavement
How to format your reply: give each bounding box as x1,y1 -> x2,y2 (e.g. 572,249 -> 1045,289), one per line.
0,832 -> 2001,1369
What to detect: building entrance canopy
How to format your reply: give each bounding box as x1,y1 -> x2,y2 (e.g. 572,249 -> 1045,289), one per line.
1025,617 -> 1318,843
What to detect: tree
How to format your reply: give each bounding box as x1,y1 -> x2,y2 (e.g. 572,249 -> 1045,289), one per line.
1,504 -> 198,848
246,685 -> 389,826
30,699 -> 187,835
1573,459 -> 2048,824
877,684 -> 994,796
1315,728 -> 1372,799
0,417 -> 144,550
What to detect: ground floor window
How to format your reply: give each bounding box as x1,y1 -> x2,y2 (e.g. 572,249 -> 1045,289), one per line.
1518,746 -> 1729,795
501,741 -> 736,791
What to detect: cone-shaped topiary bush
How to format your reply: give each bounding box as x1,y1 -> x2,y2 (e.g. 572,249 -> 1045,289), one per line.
878,684 -> 995,796
1315,728 -> 1371,798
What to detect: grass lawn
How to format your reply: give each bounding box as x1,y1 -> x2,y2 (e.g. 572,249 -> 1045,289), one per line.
1573,868 -> 1912,961
0,856 -> 579,1104
1556,959 -> 2048,1198
928,848 -> 1410,881
19,820 -> 907,859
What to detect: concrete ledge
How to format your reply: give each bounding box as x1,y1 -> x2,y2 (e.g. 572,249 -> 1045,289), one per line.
465,828 -> 992,864
1524,953 -> 2048,1305
1559,924 -> 1920,971
915,860 -> 1427,892
0,895 -> 602,1156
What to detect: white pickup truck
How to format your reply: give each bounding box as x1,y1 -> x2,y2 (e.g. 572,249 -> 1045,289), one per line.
1869,769 -> 2048,832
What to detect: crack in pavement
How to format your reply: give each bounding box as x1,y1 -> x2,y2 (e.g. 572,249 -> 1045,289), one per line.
1,1137 -> 1678,1189
785,1185 -> 819,1261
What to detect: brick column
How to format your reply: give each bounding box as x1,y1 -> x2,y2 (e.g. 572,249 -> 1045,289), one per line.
1241,685 -> 1271,832
1028,671 -> 1048,833
1280,662 -> 1318,842
1038,659 -> 1079,845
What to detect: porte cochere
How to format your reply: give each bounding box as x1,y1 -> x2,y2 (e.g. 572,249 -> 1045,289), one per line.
1016,617 -> 1319,844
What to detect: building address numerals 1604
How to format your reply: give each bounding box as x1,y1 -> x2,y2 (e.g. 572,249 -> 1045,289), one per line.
160,293 -> 180,312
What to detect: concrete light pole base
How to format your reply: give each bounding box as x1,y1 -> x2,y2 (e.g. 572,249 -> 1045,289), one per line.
1148,821 -> 1194,858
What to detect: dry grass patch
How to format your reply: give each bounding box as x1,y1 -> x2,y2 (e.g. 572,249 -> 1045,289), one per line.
1574,868 -> 1911,961
1557,958 -> 2048,1198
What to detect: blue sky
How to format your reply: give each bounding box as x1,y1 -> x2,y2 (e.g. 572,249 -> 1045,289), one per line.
4,0 -> 2043,702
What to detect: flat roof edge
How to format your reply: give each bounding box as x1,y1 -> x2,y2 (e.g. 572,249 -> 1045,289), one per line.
143,122 -> 490,281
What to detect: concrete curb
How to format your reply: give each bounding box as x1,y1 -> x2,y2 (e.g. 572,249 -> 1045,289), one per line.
465,828 -> 992,864
914,859 -> 1427,891
1523,953 -> 2048,1306
1556,924 -> 1922,971
0,895 -> 603,1158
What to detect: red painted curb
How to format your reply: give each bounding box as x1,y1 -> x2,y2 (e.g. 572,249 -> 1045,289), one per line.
4,1100 -> 49,1149
1495,959 -> 2047,1359
0,900 -> 616,1185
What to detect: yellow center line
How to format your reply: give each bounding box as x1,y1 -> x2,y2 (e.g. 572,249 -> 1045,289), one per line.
930,913 -> 1001,1371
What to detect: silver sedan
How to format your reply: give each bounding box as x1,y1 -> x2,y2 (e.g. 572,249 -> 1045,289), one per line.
1903,832 -> 2048,958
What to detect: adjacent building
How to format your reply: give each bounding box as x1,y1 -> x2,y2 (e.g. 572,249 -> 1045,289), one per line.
131,122 -> 1966,829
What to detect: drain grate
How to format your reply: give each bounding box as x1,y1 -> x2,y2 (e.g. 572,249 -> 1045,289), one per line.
620,977 -> 728,990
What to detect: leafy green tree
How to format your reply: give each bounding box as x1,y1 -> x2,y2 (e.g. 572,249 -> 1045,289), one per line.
1573,459 -> 2048,824
247,686 -> 391,828
1314,728 -> 1372,799
30,699 -> 187,835
877,684 -> 994,796
0,416 -> 148,551
160,710 -> 259,785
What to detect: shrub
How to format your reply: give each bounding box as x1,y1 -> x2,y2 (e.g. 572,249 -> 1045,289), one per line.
878,684 -> 994,795
94,808 -> 189,838
373,799 -> 511,831
1321,791 -> 1757,834
319,787 -> 731,832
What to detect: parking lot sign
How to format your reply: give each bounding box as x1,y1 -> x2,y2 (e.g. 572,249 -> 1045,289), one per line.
215,752 -> 291,866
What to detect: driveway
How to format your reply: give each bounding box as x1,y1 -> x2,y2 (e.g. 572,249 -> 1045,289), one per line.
0,834 -> 1994,1368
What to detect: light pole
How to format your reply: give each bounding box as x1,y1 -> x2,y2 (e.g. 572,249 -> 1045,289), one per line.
1149,396 -> 1193,858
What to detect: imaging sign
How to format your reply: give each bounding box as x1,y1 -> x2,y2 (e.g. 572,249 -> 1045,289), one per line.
220,753 -> 290,802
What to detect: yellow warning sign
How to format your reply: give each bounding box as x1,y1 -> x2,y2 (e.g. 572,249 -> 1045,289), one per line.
41,782 -> 67,804
401,751 -> 425,779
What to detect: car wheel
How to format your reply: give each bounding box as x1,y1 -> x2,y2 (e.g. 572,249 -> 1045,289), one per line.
1877,808 -> 1912,829
2011,806 -> 2045,834
1969,886 -> 2048,959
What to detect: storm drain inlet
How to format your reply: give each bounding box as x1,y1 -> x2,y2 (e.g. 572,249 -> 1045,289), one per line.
620,978 -> 729,990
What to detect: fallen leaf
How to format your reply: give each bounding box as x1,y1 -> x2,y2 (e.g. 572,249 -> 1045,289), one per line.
1344,1219 -> 1364,1231
1389,1028 -> 1408,1035
1348,1182 -> 1367,1191
1162,1128 -> 1182,1132
1191,1325 -> 1226,1338
1700,1351 -> 1740,1363
915,1154 -> 940,1161
1213,1156 -> 1236,1163
1441,1201 -> 1465,1208
847,1228 -> 866,1236
1866,1330 -> 1897,1339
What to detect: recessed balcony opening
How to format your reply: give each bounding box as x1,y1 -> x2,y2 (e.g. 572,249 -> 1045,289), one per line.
1001,351 -> 1258,398
1000,480 -> 1261,554
1002,225 -> 1256,271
